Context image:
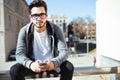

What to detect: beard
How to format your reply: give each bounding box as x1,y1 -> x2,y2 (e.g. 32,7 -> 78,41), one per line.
35,22 -> 46,28
34,21 -> 46,32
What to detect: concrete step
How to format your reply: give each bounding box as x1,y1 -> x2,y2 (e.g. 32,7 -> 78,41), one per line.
0,73 -> 103,80
26,75 -> 103,80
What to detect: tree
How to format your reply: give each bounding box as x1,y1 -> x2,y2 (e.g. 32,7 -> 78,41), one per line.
67,16 -> 96,41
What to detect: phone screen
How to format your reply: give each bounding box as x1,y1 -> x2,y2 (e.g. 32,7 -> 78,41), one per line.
40,62 -> 47,65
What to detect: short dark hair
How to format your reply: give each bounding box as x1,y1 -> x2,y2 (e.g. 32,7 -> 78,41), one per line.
29,0 -> 47,14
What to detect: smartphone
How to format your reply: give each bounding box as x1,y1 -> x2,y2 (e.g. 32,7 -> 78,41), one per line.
39,62 -> 47,65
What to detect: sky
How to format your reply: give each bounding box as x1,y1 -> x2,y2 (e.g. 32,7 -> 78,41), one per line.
26,0 -> 96,23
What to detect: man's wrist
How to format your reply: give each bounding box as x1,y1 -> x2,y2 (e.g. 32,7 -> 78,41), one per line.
29,62 -> 34,70
51,61 -> 55,69
46,65 -> 50,70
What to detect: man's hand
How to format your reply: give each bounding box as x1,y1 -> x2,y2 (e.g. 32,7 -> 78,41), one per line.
44,59 -> 55,71
30,59 -> 55,72
30,60 -> 46,72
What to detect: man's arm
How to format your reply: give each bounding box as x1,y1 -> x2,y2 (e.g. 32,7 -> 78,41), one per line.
16,27 -> 33,69
51,24 -> 68,69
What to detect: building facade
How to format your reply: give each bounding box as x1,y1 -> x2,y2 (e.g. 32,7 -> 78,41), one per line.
0,0 -> 29,62
48,14 -> 67,33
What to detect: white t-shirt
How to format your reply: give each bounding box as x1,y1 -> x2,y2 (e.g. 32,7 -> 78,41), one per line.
32,29 -> 53,61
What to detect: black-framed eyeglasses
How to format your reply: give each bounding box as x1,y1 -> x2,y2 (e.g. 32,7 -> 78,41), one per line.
31,13 -> 47,20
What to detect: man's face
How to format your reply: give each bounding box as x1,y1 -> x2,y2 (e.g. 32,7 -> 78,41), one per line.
30,7 -> 47,28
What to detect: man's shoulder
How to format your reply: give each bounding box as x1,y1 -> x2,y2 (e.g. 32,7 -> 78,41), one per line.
21,22 -> 33,32
47,21 -> 58,28
23,22 -> 32,28
47,21 -> 59,33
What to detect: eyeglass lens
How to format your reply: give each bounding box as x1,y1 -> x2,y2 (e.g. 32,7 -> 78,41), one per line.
31,13 -> 46,20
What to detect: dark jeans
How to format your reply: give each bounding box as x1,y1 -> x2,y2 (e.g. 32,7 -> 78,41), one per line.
10,60 -> 74,80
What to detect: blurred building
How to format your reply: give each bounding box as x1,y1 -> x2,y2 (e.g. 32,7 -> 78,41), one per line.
0,0 -> 29,62
48,14 -> 67,33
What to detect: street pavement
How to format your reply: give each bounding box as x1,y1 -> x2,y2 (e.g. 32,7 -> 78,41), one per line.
0,53 -> 104,80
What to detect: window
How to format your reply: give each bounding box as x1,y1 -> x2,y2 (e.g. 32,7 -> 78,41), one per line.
8,15 -> 11,27
56,20 -> 58,23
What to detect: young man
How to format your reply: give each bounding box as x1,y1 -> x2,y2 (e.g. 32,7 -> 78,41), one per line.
10,0 -> 74,80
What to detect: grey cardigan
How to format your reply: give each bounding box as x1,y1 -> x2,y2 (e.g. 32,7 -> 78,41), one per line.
16,21 -> 68,72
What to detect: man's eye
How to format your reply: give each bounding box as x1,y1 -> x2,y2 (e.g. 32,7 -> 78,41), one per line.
40,13 -> 45,16
31,13 -> 46,17
34,14 -> 40,16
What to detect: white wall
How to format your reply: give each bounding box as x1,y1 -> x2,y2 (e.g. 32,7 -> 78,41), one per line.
96,0 -> 120,65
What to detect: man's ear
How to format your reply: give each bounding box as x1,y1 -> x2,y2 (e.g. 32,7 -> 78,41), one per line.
29,15 -> 32,18
29,15 -> 33,21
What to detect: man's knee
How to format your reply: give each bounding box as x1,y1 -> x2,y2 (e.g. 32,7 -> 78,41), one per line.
10,63 -> 18,76
66,61 -> 74,71
10,63 -> 23,76
61,61 -> 74,72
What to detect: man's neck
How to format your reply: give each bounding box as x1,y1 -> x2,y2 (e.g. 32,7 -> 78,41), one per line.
36,26 -> 46,33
